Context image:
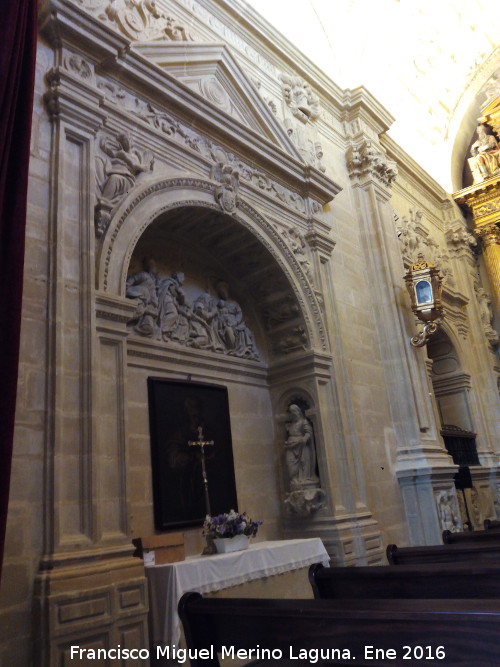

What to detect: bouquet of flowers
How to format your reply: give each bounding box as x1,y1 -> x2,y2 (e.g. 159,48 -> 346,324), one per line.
203,509 -> 262,540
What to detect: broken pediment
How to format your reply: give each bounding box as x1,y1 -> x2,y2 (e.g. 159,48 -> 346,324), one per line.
132,41 -> 302,159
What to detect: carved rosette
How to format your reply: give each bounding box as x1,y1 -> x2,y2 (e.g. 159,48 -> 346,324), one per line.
346,140 -> 398,187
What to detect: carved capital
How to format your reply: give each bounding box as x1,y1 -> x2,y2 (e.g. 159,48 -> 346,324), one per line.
346,139 -> 397,187
445,225 -> 478,259
476,223 -> 500,248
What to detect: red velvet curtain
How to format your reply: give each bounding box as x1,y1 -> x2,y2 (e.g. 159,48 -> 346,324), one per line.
0,0 -> 38,578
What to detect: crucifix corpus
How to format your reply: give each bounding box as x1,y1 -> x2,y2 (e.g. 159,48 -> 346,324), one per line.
188,425 -> 214,518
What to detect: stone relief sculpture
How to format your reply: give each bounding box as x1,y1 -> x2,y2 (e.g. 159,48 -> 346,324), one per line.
346,139 -> 397,186
469,124 -> 500,184
436,490 -> 461,533
279,73 -> 325,173
77,0 -> 196,42
475,282 -> 499,346
282,402 -> 324,517
125,265 -> 260,360
212,162 -> 240,213
96,78 -> 307,214
125,258 -> 159,337
95,132 -> 154,236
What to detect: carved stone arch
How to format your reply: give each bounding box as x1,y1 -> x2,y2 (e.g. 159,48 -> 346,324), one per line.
96,176 -> 329,356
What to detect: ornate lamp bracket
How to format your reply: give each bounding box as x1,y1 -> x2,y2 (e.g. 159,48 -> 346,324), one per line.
404,254 -> 444,348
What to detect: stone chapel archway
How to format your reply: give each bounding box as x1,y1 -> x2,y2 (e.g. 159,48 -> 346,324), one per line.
95,180 -> 337,543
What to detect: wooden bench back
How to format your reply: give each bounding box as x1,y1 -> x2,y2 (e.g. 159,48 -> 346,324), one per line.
309,562 -> 500,599
387,541 -> 500,565
179,592 -> 500,666
442,528 -> 500,544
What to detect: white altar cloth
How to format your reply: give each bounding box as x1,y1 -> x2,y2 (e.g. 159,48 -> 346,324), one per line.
146,537 -> 329,652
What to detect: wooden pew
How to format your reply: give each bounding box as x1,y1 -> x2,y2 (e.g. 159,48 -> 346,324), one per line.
442,527 -> 500,544
178,591 -> 500,666
484,518 -> 500,530
309,561 -> 500,600
387,540 -> 500,565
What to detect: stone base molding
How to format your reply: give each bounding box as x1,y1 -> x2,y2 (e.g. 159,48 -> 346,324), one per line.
34,548 -> 148,666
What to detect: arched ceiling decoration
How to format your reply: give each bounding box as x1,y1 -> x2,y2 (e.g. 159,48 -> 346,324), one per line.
244,0 -> 500,192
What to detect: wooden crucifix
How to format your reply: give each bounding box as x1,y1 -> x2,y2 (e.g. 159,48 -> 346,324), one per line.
188,425 -> 214,517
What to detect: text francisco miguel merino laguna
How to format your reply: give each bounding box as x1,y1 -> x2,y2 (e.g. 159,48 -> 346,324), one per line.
70,644 -> 359,662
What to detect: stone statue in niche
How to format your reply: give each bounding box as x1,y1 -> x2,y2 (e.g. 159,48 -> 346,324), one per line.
436,490 -> 460,533
282,402 -> 324,517
95,132 -> 154,236
125,258 -> 159,337
469,124 -> 500,184
125,265 -> 260,360
284,404 -> 319,490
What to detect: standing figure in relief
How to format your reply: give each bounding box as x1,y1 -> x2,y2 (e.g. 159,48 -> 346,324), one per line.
469,125 -> 500,183
97,132 -> 154,205
157,272 -> 185,341
284,404 -> 318,489
125,258 -> 159,337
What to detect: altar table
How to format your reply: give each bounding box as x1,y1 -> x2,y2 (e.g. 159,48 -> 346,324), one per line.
145,538 -> 329,655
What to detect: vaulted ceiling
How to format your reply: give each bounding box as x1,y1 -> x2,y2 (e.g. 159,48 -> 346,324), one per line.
245,0 -> 500,192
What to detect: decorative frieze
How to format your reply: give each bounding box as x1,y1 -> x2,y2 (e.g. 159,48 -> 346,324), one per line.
96,77 -> 308,215
74,0 -> 196,41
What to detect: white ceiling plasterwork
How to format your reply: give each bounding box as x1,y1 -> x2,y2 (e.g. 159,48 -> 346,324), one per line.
244,0 -> 500,192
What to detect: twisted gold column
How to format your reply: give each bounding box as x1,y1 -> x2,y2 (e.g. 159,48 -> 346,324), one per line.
477,223 -> 500,313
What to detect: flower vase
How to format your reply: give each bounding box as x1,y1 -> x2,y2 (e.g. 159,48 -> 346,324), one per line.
213,535 -> 249,554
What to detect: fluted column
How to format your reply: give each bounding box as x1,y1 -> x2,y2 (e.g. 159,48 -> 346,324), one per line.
453,176 -> 500,315
477,223 -> 500,312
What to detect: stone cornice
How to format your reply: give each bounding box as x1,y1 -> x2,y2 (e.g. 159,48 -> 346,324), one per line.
341,86 -> 395,137
382,133 -> 452,206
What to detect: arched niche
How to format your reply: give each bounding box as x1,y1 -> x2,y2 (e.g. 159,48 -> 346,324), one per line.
427,327 -> 473,432
95,179 -> 337,541
97,178 -> 327,357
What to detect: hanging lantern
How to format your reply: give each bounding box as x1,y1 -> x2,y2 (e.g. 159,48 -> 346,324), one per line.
404,254 -> 444,347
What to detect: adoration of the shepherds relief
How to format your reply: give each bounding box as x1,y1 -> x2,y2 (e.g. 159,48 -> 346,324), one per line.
125,261 -> 259,360
283,402 -> 325,517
